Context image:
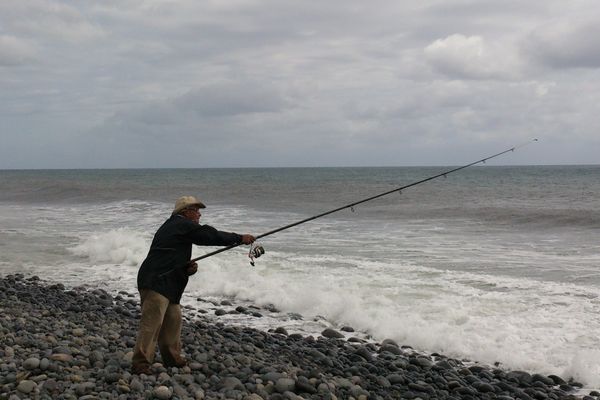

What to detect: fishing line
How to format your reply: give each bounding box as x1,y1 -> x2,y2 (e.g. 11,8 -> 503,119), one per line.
190,139 -> 538,265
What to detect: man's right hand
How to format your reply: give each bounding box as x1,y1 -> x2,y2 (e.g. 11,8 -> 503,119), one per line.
186,262 -> 198,276
240,234 -> 256,245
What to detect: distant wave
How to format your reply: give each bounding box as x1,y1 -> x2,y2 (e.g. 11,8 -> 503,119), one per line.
444,207 -> 600,229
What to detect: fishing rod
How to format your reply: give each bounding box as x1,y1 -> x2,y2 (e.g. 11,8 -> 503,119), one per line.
192,139 -> 538,265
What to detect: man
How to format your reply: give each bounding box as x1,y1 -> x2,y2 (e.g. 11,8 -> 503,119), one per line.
132,195 -> 255,374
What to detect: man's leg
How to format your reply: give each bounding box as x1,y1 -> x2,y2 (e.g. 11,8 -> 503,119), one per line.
157,302 -> 186,367
131,289 -> 170,373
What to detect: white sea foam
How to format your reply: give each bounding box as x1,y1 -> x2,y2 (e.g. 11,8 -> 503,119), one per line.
69,228 -> 149,266
185,250 -> 600,386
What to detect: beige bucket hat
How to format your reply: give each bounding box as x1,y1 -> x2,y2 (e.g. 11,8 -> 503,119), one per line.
172,196 -> 206,215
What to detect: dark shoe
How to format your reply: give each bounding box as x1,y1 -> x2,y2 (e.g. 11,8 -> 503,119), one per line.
164,357 -> 187,368
132,364 -> 152,375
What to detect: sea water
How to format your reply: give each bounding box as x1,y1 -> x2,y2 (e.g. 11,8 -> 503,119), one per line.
1,166 -> 599,384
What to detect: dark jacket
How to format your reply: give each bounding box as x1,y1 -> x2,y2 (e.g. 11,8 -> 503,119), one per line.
137,215 -> 242,304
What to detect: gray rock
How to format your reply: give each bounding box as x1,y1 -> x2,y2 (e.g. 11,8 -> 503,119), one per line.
408,382 -> 433,394
475,382 -> 495,393
39,358 -> 50,370
387,374 -> 405,384
275,378 -> 296,393
153,385 -> 172,399
263,372 -> 285,383
321,328 -> 344,339
355,347 -> 374,362
532,374 -> 555,386
350,384 -> 369,398
130,378 -> 144,392
17,380 -> 37,394
379,344 -> 402,355
434,360 -> 453,369
274,327 -> 288,336
381,338 -> 399,347
75,381 -> 96,395
295,377 -> 317,394
23,357 -> 40,370
414,356 -> 433,368
221,376 -> 244,390
376,376 -> 391,388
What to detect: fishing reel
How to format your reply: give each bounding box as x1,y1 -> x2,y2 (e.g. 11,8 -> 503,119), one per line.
248,243 -> 265,266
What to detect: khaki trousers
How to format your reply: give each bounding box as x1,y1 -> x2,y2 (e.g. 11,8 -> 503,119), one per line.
132,289 -> 184,370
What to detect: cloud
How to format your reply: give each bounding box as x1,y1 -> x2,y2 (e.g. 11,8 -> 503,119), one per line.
0,0 -> 105,43
0,35 -> 37,66
525,16 -> 600,69
424,34 -> 521,80
173,83 -> 289,117
1,1 -> 600,168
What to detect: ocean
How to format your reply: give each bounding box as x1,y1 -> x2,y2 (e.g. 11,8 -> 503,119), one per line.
1,165 -> 599,385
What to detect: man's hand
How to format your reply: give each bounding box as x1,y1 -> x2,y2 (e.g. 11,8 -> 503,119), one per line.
240,234 -> 256,245
186,262 -> 198,276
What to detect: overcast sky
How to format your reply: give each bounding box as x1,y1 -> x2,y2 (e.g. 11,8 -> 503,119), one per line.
1,0 -> 599,168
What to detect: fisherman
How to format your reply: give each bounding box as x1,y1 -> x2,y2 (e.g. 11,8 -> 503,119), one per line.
131,196 -> 255,374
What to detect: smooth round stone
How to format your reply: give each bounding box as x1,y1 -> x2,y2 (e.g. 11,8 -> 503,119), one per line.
274,327 -> 288,336
17,380 -> 37,394
263,372 -> 285,383
130,379 -> 144,392
72,328 -> 85,337
50,353 -> 73,362
350,385 -> 369,398
414,357 -> 434,368
39,358 -> 50,370
41,379 -> 58,392
532,374 -> 555,386
117,384 -> 131,393
32,374 -> 48,382
75,382 -> 95,395
355,347 -> 374,362
321,328 -> 344,339
275,378 -> 295,393
387,374 -> 405,384
381,339 -> 399,347
475,382 -> 495,393
379,344 -> 402,355
295,377 -> 317,394
4,347 -> 15,358
220,377 -> 244,390
23,357 -> 40,370
153,385 -> 172,399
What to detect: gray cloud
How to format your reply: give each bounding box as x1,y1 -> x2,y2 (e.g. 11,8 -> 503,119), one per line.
1,0 -> 599,168
0,35 -> 37,66
524,16 -> 600,69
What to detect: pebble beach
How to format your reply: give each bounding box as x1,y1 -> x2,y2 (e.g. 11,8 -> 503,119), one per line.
0,274 -> 597,400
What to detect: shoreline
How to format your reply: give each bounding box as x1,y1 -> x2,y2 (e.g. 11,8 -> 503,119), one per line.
0,274 -> 593,400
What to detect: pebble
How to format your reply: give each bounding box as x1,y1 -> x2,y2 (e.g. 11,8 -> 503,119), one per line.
23,357 -> 40,370
16,380 -> 36,393
50,353 -> 73,362
321,328 -> 345,339
275,377 -> 295,393
153,385 -> 172,399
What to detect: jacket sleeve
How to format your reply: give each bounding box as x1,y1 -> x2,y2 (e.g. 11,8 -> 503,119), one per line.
189,224 -> 243,246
